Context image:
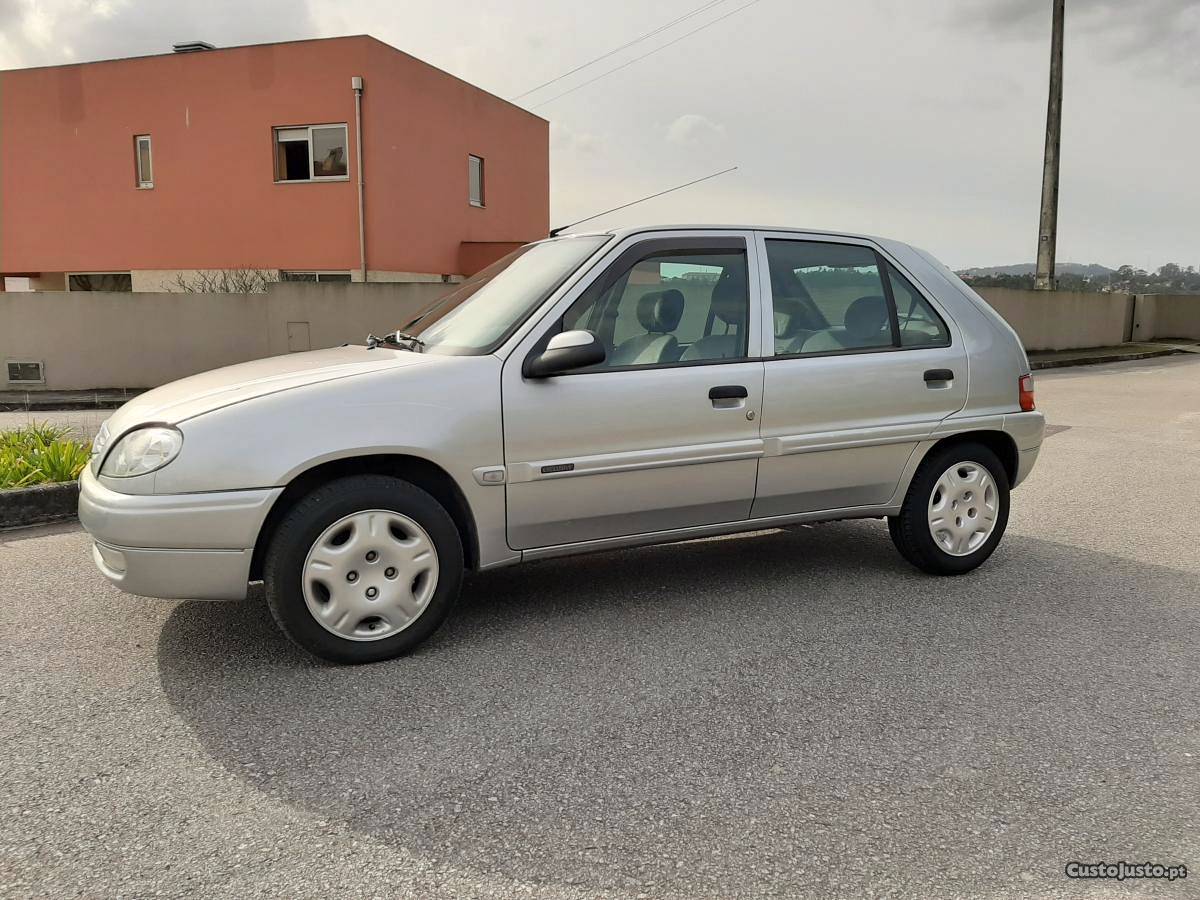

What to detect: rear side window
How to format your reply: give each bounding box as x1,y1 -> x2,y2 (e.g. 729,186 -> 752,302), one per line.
888,264 -> 950,347
765,240 -> 893,355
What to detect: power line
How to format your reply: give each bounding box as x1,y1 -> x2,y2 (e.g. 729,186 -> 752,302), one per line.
530,0 -> 766,109
513,0 -> 729,101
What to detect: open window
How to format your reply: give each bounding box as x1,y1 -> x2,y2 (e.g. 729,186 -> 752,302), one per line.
67,273 -> 132,292
274,125 -> 349,182
280,271 -> 352,283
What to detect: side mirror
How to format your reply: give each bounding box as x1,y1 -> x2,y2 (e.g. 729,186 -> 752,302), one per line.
524,330 -> 606,378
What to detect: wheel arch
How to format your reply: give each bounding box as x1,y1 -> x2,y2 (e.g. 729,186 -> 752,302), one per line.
249,453 -> 480,581
926,429 -> 1018,486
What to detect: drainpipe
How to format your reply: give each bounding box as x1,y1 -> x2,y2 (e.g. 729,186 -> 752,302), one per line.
352,75 -> 367,283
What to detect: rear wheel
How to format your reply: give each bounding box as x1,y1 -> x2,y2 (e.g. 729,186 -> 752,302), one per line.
264,474 -> 464,663
888,441 -> 1010,575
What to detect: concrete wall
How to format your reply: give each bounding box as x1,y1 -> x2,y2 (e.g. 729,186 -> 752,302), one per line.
1133,294 -> 1200,341
976,288 -> 1134,351
1,282 -> 446,390
5,284 -> 1198,392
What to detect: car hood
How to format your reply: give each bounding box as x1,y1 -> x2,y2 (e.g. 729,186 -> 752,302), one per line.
105,346 -> 435,431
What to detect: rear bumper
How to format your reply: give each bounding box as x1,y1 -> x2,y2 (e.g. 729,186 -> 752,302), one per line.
79,467 -> 280,600
1015,446 -> 1041,488
1003,411 -> 1045,488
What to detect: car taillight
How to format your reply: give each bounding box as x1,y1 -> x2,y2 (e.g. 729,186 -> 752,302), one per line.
1019,374 -> 1036,411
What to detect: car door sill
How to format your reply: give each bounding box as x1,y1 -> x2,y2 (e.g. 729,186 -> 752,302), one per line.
519,504 -> 898,562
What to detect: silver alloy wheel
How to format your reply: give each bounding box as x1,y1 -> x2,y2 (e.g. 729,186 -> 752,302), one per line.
302,509 -> 439,641
927,461 -> 999,557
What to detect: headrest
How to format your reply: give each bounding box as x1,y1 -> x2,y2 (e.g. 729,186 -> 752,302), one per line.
773,296 -> 808,340
636,289 -> 685,333
844,295 -> 889,342
710,268 -> 746,325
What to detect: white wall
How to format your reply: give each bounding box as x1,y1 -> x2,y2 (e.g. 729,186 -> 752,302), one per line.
976,288 -> 1134,351
1,282 -> 447,390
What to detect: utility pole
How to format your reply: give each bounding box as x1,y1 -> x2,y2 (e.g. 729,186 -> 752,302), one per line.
1035,0 -> 1065,291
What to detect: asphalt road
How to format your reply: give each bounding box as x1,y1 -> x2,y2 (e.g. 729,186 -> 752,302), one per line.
2,355 -> 1199,899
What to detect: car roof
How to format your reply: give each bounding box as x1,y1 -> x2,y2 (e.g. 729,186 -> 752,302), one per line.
556,224 -> 896,245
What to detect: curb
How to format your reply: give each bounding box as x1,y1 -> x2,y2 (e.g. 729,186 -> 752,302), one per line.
1030,348 -> 1180,370
0,482 -> 80,530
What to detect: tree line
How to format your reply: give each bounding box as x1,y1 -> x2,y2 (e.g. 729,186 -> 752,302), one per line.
963,263 -> 1200,294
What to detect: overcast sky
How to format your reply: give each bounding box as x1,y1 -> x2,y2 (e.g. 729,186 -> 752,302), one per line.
2,0 -> 1197,269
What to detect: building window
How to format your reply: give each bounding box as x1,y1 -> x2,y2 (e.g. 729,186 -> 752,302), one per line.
67,273 -> 133,292
468,154 -> 485,207
135,135 -> 153,188
280,271 -> 353,283
274,125 -> 349,182
7,361 -> 45,385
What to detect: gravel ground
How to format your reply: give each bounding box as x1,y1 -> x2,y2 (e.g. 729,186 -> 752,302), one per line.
1,355 -> 1198,899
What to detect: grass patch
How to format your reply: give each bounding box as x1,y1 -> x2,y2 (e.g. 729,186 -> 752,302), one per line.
0,423 -> 91,490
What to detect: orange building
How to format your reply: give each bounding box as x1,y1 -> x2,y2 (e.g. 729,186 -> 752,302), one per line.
0,36 -> 549,291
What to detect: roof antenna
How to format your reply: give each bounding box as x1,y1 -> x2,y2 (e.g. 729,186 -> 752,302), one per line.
549,165 -> 738,237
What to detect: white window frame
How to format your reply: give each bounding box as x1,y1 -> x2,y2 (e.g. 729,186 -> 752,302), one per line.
65,272 -> 133,292
279,270 -> 353,283
6,360 -> 46,385
274,124 -> 350,183
468,154 -> 485,207
134,135 -> 153,188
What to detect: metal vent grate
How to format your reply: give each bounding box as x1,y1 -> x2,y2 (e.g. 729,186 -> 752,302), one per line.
172,40 -> 215,53
6,360 -> 45,384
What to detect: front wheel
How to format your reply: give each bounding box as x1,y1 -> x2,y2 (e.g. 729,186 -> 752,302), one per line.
264,474 -> 464,663
888,441 -> 1010,575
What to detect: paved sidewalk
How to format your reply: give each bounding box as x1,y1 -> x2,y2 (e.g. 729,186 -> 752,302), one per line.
1027,340 -> 1196,369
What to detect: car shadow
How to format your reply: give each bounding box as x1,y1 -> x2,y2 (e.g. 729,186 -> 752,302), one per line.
156,520 -> 1200,897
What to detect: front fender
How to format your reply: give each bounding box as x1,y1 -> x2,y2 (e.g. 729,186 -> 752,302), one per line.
151,356 -> 510,565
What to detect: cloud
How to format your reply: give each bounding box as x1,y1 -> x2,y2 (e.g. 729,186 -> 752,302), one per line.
0,0 -> 317,69
954,0 -> 1200,82
665,113 -> 725,146
551,122 -> 602,155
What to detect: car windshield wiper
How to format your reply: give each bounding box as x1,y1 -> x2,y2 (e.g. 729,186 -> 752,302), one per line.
366,331 -> 425,351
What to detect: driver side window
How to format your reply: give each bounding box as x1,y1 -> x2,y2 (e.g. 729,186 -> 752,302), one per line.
561,246 -> 750,369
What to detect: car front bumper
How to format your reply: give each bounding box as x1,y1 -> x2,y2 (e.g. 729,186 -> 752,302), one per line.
78,467 -> 282,601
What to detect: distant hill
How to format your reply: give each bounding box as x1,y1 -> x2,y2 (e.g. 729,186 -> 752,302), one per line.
957,262 -> 1114,277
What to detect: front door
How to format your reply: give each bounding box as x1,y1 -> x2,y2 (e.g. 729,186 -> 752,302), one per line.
501,234 -> 766,550
752,234 -> 968,517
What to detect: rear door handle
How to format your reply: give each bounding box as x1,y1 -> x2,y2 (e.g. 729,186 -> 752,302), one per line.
923,368 -> 954,383
709,385 -> 748,400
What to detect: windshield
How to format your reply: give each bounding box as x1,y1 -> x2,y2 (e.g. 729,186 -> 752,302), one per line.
398,235 -> 611,355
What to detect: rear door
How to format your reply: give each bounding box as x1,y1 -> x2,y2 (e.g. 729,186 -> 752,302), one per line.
752,232 -> 967,517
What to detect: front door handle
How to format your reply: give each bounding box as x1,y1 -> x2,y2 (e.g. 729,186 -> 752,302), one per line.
923,368 -> 954,383
709,385 -> 748,400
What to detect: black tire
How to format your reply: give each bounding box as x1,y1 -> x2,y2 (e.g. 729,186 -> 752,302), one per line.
888,441 -> 1010,575
264,474 -> 464,664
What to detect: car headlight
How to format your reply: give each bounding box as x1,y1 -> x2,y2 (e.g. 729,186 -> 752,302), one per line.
99,426 -> 183,478
90,421 -> 112,475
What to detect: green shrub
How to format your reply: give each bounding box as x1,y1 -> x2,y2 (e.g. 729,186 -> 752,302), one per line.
0,423 -> 91,490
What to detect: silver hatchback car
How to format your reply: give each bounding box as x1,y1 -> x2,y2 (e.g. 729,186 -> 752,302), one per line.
80,226 -> 1044,663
